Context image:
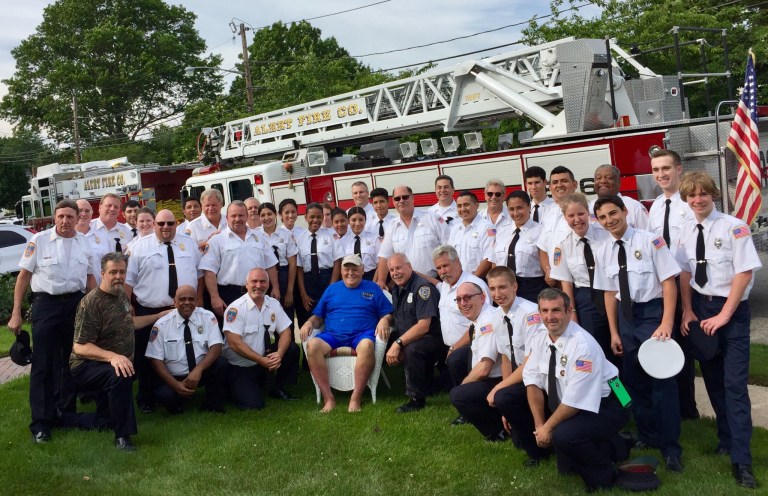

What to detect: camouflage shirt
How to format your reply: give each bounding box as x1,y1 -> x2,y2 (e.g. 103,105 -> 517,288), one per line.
70,289 -> 134,370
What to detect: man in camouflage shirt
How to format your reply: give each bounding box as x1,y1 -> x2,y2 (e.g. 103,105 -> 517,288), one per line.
70,253 -> 168,452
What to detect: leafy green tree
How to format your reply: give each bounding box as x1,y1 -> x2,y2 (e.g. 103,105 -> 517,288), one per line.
523,0 -> 766,117
1,0 -> 223,143
0,133 -> 50,209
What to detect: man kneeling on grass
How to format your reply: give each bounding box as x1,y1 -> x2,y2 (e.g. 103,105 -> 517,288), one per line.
300,255 -> 392,412
70,253 -> 169,452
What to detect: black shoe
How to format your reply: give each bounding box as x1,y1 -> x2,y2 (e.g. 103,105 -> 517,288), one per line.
114,436 -> 136,452
396,399 -> 425,414
270,389 -> 299,401
714,446 -> 731,456
450,415 -> 468,426
485,430 -> 510,443
732,464 -> 756,489
32,431 -> 51,444
665,455 -> 683,473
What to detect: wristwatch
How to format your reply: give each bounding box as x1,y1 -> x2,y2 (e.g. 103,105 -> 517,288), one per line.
395,338 -> 403,346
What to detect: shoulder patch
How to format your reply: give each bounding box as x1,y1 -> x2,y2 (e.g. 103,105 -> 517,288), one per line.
574,358 -> 593,373
418,286 -> 431,301
526,313 -> 541,325
184,228 -> 191,235
23,242 -> 36,258
210,316 -> 218,325
487,228 -> 496,237
553,247 -> 562,266
652,237 -> 667,249
149,326 -> 159,342
732,225 -> 751,239
479,323 -> 494,335
226,308 -> 238,323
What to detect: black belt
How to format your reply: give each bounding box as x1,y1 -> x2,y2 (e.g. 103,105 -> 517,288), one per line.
694,291 -> 727,303
219,284 -> 247,294
33,291 -> 82,300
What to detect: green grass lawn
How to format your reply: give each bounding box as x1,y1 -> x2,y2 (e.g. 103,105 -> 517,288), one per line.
0,368 -> 765,496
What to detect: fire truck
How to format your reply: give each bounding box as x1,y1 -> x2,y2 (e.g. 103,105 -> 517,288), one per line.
186,37 -> 765,216
20,157 -> 200,230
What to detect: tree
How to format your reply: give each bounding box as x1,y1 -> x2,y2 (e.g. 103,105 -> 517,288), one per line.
1,0 -> 223,144
0,133 -> 51,209
523,0 -> 767,117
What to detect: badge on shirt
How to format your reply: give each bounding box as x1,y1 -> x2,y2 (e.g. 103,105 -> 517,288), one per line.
149,326 -> 159,342
179,242 -> 186,252
407,293 -> 413,304
526,313 -> 541,326
362,292 -> 374,300
197,325 -> 203,334
418,286 -> 431,301
560,354 -> 568,367
553,247 -> 562,266
634,250 -> 642,260
714,238 -> 722,249
184,229 -> 191,235
119,231 -> 125,238
472,232 -> 478,238
94,235 -> 101,244
479,324 -> 493,335
732,225 -> 751,239
271,313 -> 276,322
575,358 -> 593,373
652,237 -> 666,250
23,242 -> 35,258
226,308 -> 238,323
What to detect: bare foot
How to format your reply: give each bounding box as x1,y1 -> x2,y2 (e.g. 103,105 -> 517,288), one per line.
320,399 -> 336,413
348,398 -> 362,412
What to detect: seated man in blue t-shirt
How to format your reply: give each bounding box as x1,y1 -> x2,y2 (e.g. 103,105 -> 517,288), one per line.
300,254 -> 393,412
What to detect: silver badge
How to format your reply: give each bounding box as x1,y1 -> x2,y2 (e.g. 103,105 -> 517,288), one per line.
197,326 -> 203,334
407,293 -> 413,304
714,238 -> 722,249
634,250 -> 642,260
560,354 -> 568,367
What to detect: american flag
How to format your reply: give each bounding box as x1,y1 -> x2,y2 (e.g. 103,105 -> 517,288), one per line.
726,51 -> 762,225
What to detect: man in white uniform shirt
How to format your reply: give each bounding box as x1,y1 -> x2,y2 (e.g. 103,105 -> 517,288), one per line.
365,187 -> 397,239
88,193 -> 132,283
524,166 -> 556,225
184,188 -> 227,250
351,181 -> 377,220
429,174 -> 458,225
479,178 -> 511,227
448,191 -> 494,278
587,164 -> 649,229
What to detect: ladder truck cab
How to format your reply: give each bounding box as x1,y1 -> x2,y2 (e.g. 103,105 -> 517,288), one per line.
26,157 -> 200,231
191,37 -> 758,216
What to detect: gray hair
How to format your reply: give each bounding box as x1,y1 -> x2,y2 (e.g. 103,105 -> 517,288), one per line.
486,178 -> 505,189
537,287 -> 571,310
595,164 -> 620,181
432,244 -> 459,262
101,252 -> 129,272
200,188 -> 224,204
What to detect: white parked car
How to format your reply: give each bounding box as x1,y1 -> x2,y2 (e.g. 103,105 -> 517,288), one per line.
0,225 -> 36,275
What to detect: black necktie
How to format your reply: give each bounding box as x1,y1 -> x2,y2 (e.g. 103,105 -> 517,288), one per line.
183,319 -> 196,374
506,228 -> 521,272
467,323 -> 476,372
114,237 -> 122,253
446,216 -> 454,225
354,235 -> 361,257
165,241 -> 178,299
616,240 -> 633,322
132,227 -> 137,238
548,344 -> 560,412
263,325 -> 276,354
695,224 -> 708,287
378,219 -> 385,238
533,204 -> 540,223
581,237 -> 605,314
663,199 -> 672,247
310,233 -> 319,275
272,244 -> 280,262
504,316 -> 517,370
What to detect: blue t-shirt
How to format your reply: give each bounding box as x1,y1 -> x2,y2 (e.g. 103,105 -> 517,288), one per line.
313,280 -> 393,340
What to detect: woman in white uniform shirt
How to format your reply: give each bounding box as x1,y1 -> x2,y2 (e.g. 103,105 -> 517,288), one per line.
340,206 -> 381,280
258,202 -> 298,319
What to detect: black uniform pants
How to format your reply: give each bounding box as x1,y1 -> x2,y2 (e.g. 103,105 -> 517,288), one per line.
228,342 -> 300,409
29,291 -> 83,434
400,334 -> 446,401
133,302 -> 173,409
154,357 -> 229,412
449,377 -> 502,438
296,268 -> 332,328
445,345 -> 471,387
496,382 -> 553,461
71,361 -> 137,438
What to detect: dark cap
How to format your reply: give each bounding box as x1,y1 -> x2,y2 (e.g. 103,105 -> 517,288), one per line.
683,321 -> 719,361
616,462 -> 661,491
9,330 -> 32,366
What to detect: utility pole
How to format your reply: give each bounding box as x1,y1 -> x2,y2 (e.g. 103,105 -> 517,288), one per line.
239,23 -> 255,113
72,92 -> 82,164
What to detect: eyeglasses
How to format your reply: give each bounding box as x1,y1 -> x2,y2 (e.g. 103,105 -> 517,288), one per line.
393,195 -> 411,202
454,293 -> 483,304
486,191 -> 503,198
156,221 -> 176,227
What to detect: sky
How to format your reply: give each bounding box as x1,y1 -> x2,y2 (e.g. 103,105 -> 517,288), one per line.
0,0 -> 601,139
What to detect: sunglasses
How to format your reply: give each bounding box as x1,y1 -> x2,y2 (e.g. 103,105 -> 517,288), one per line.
454,293 -> 483,304
156,221 -> 176,227
486,191 -> 503,198
393,195 -> 411,202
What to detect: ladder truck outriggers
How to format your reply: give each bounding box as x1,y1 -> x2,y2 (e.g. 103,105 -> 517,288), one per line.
187,36 -> 761,215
